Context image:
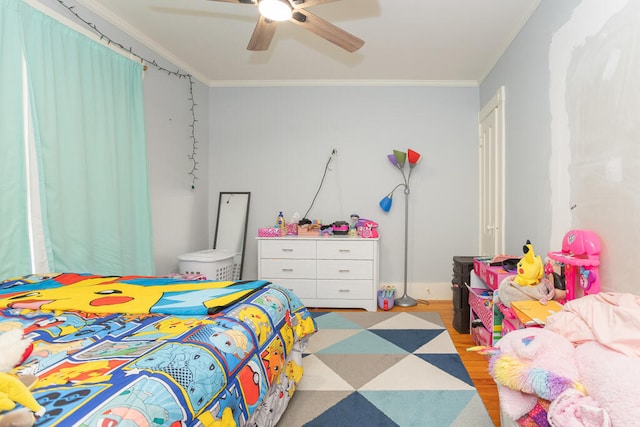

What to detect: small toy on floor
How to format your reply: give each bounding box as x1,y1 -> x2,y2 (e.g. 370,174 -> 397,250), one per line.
377,286 -> 396,310
0,329 -> 45,427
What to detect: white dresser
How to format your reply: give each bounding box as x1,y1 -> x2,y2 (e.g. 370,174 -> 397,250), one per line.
257,236 -> 379,311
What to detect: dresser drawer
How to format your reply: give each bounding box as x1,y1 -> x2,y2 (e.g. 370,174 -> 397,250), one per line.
317,280 -> 374,299
267,279 -> 316,299
317,240 -> 373,259
257,236 -> 379,312
260,240 -> 316,259
261,259 -> 316,279
317,260 -> 373,280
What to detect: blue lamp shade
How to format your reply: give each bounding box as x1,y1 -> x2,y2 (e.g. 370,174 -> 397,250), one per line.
387,154 -> 399,166
379,195 -> 393,212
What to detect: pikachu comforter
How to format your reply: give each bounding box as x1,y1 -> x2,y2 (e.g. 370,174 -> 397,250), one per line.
0,273 -> 317,426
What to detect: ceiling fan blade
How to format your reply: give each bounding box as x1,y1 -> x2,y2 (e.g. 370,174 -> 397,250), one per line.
289,9 -> 364,52
247,15 -> 278,51
290,0 -> 340,9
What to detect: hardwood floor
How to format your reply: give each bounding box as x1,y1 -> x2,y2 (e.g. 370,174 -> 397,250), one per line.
310,300 -> 500,426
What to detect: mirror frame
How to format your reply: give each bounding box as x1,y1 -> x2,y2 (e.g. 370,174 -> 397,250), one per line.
213,192 -> 251,280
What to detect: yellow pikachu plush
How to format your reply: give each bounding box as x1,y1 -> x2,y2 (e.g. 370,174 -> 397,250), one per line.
513,240 -> 544,286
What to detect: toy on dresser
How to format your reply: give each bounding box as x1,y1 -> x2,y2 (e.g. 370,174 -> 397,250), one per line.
356,218 -> 378,238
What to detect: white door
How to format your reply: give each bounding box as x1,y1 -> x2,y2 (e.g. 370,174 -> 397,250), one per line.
478,86 -> 505,256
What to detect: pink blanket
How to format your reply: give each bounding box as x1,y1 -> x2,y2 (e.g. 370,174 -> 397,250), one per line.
573,341 -> 640,427
490,293 -> 640,425
545,292 -> 640,357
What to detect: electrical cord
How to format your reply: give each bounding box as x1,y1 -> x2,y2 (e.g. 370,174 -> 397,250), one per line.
302,150 -> 335,221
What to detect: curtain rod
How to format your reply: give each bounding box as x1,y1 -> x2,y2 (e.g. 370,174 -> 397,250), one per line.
20,0 -> 141,66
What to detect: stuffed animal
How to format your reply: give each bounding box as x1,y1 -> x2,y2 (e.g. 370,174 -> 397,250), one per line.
493,240 -> 560,307
513,240 -> 544,286
470,327 -> 613,425
0,329 -> 45,427
469,328 -> 585,420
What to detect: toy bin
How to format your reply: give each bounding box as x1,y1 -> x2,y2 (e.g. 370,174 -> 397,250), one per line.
177,249 -> 235,281
473,257 -> 491,283
470,323 -> 492,347
485,265 -> 514,290
466,285 -> 494,331
377,289 -> 395,310
258,227 -> 281,238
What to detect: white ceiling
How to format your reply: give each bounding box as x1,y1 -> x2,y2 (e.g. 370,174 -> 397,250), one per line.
75,0 -> 541,87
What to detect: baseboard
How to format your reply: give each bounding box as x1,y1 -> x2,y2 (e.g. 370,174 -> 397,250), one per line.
382,281 -> 453,301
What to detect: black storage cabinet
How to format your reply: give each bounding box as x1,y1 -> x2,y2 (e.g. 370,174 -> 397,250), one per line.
451,256 -> 477,334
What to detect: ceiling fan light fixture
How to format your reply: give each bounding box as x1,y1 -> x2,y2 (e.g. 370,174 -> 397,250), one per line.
259,0 -> 292,22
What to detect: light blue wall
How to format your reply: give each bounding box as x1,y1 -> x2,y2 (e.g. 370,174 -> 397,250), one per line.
480,0 -> 580,257
481,0 -> 640,294
29,0 -> 640,296
210,86 -> 480,291
19,1 -> 482,290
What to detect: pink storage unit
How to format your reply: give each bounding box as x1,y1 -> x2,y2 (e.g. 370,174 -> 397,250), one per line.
471,324 -> 492,347
501,317 -> 518,335
466,280 -> 503,346
473,257 -> 490,283
496,302 -> 518,324
485,265 -> 514,290
467,285 -> 493,331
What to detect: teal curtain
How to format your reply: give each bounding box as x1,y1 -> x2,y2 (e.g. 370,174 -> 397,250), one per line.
0,0 -> 31,278
19,3 -> 155,275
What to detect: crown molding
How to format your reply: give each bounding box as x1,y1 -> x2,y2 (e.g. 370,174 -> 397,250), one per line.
75,0 -> 208,84
208,79 -> 479,88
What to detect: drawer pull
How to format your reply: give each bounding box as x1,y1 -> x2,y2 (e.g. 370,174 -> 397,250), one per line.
338,269 -> 351,273
282,248 -> 294,252
282,268 -> 294,272
339,249 -> 351,253
338,289 -> 350,293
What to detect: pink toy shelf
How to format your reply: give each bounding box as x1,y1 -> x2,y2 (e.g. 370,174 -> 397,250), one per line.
547,229 -> 601,301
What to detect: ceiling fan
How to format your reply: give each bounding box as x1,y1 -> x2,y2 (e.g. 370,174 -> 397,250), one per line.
208,0 -> 364,52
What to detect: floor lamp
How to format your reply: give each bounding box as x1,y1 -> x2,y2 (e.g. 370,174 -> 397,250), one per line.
379,149 -> 422,307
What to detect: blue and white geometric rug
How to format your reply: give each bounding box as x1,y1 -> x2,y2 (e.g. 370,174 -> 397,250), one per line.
277,311 -> 493,427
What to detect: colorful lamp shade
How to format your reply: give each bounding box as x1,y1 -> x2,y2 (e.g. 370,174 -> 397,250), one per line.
407,149 -> 421,167
387,154 -> 399,167
393,150 -> 406,168
379,194 -> 393,212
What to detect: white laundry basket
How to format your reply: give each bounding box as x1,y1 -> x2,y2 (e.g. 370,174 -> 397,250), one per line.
177,249 -> 235,281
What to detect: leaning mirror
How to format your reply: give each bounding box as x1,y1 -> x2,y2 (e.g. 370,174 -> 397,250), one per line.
213,192 -> 251,280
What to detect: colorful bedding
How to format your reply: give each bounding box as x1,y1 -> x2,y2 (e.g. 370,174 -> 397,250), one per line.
0,273 -> 318,426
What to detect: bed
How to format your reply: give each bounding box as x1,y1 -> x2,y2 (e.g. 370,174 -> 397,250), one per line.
0,273 -> 317,426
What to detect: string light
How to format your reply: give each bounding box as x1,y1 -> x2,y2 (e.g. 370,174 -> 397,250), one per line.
58,1 -> 200,189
